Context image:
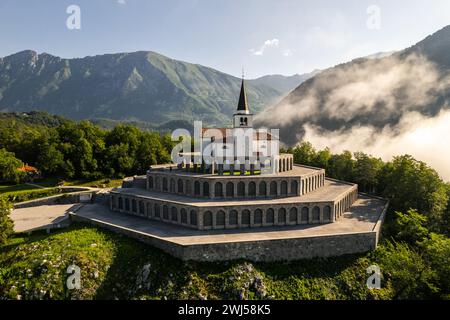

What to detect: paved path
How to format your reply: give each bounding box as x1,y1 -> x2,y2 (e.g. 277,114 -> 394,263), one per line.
11,204 -> 82,233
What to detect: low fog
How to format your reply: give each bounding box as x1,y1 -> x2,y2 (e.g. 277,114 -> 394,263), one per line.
255,53 -> 450,181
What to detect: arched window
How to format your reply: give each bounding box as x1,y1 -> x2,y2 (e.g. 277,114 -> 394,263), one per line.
324,206 -> 331,222
278,208 -> 286,224
139,201 -> 145,215
203,182 -> 210,197
148,176 -> 154,189
170,179 -> 175,192
177,179 -> 184,193
185,180 -> 192,195
154,204 -> 160,218
301,207 -> 309,222
312,206 -> 320,222
181,208 -> 187,224
155,177 -> 160,189
162,178 -> 168,191
132,199 -> 137,213
163,205 -> 169,220
190,210 -> 197,226
248,182 -> 256,197
254,209 -> 263,224
242,210 -> 250,225
216,210 -> 225,226
203,211 -> 213,227
270,181 -> 277,196
229,210 -> 238,225
237,182 -> 245,197
259,181 -> 267,196
226,182 -> 234,197
290,180 -> 298,195
281,181 -> 288,196
289,207 -> 298,223
125,198 -> 130,211
171,207 -> 178,222
215,182 -> 223,197
147,202 -> 152,217
118,197 -> 123,210
266,208 -> 275,224
194,181 -> 200,195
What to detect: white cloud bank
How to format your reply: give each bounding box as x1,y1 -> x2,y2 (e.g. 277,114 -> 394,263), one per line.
250,38 -> 280,56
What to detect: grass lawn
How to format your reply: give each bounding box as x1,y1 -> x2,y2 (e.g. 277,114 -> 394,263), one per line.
0,223 -> 392,300
63,178 -> 123,188
0,184 -> 41,194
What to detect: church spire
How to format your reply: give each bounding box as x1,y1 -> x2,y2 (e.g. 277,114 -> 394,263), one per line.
236,72 -> 249,114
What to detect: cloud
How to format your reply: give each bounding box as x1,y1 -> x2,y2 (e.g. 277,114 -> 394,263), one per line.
302,110 -> 450,181
255,53 -> 450,180
282,49 -> 293,57
250,38 -> 280,56
117,0 -> 126,4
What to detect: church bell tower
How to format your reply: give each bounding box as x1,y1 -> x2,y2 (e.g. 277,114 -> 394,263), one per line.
233,76 -> 253,128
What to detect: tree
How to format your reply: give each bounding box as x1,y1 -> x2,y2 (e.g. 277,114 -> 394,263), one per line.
393,209 -> 429,245
379,155 -> 448,232
0,197 -> 14,245
312,148 -> 331,171
293,142 -> 316,166
0,148 -> 24,183
352,152 -> 383,193
327,151 -> 354,181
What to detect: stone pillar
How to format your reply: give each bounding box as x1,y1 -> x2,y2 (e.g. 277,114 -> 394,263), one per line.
250,163 -> 255,175
234,182 -> 238,198
211,162 -> 215,175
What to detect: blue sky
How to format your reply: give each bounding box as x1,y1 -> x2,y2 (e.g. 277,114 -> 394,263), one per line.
1,0 -> 450,78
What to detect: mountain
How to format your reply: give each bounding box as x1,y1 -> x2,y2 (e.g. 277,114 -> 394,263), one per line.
0,50 -> 309,127
251,70 -> 321,94
255,25 -> 450,145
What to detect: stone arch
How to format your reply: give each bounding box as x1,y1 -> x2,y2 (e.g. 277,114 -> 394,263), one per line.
291,180 -> 298,195
248,181 -> 256,197
266,208 -> 275,224
118,197 -> 123,210
289,207 -> 298,223
181,208 -> 188,224
154,203 -> 160,218
190,210 -> 197,226
324,206 -> 332,222
216,210 -> 225,227
162,178 -> 168,191
170,178 -> 176,192
171,207 -> 178,222
194,181 -> 200,195
131,198 -> 137,212
270,181 -> 277,196
259,181 -> 267,196
139,201 -> 145,215
278,208 -> 287,224
301,207 -> 309,223
125,198 -> 130,211
163,205 -> 169,220
203,182 -> 210,197
155,176 -> 160,189
226,182 -> 234,197
186,180 -> 192,195
177,179 -> 183,193
214,182 -> 223,197
281,181 -> 288,196
229,210 -> 238,225
312,206 -> 320,222
237,181 -> 245,197
146,202 -> 152,217
241,210 -> 251,226
203,211 -> 213,227
254,209 -> 263,224
148,176 -> 154,189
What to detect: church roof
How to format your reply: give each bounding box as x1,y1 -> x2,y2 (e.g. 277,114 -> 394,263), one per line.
236,78 -> 249,114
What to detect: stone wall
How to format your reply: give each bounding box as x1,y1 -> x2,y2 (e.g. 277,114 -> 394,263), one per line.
70,212 -> 378,262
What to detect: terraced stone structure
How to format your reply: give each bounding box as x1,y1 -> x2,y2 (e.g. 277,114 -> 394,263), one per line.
110,78 -> 359,232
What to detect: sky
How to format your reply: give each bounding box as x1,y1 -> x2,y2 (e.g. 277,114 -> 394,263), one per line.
1,0 -> 450,78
